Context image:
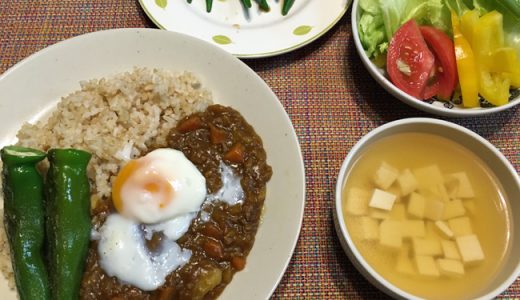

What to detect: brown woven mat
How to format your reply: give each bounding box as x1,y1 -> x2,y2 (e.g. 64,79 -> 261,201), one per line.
0,1 -> 518,299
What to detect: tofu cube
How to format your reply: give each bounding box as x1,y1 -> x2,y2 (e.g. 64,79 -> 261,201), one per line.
360,216 -> 379,241
435,221 -> 454,239
441,240 -> 461,260
386,185 -> 402,202
373,161 -> 399,189
344,188 -> 370,216
463,200 -> 477,216
412,238 -> 443,256
379,220 -> 403,250
397,169 -> 418,196
425,221 -> 443,240
456,234 -> 485,265
421,184 -> 450,203
443,199 -> 466,220
424,198 -> 445,221
436,184 -> 450,202
415,255 -> 440,277
444,175 -> 460,199
448,217 -> 473,237
401,220 -> 426,238
437,259 -> 465,277
369,208 -> 390,220
407,192 -> 426,219
369,189 -> 397,211
396,245 -> 416,275
445,172 -> 475,198
413,165 -> 444,189
390,203 -> 406,221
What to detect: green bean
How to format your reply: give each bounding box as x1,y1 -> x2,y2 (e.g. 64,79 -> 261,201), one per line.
258,0 -> 270,11
282,0 -> 295,15
187,0 -> 295,15
241,0 -> 252,8
1,146 -> 50,300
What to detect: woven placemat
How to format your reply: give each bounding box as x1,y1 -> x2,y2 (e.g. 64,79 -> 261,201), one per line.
0,1 -> 518,299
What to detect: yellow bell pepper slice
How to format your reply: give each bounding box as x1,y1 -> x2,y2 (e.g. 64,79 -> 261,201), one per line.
481,47 -> 518,73
481,48 -> 520,88
509,75 -> 520,89
473,11 -> 504,56
473,11 -> 510,106
479,72 -> 511,106
507,66 -> 520,88
460,10 -> 479,47
452,12 -> 480,108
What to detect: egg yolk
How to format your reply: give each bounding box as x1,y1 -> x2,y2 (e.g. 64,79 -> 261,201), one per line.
112,159 -> 175,214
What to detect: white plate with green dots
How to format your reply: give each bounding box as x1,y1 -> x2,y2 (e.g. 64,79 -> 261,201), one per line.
138,0 -> 351,58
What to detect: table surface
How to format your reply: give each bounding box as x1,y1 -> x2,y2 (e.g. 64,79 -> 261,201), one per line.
0,1 -> 518,299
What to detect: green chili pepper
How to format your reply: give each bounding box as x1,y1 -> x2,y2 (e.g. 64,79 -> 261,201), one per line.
282,0 -> 295,15
206,0 -> 213,12
46,149 -> 91,300
258,0 -> 269,11
241,0 -> 252,8
1,146 -> 50,300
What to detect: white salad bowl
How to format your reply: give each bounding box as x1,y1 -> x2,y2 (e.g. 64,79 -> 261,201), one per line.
333,118 -> 520,299
351,0 -> 520,117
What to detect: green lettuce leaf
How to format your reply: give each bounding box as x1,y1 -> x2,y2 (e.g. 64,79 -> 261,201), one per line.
358,0 -> 388,59
378,0 -> 452,39
403,0 -> 452,34
377,0 -> 408,41
358,0 -> 452,60
443,0 -> 471,15
359,13 -> 387,58
359,0 -> 380,14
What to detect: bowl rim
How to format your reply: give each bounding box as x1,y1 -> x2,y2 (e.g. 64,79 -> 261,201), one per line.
334,117 -> 520,299
351,0 -> 520,117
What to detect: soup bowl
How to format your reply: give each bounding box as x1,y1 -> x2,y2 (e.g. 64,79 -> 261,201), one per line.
333,118 -> 519,299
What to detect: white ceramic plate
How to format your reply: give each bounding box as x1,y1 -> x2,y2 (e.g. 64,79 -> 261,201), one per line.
0,28 -> 305,299
139,0 -> 351,58
351,0 -> 520,117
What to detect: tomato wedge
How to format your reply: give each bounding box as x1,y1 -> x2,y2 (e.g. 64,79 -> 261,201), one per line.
419,26 -> 458,100
421,61 -> 441,100
387,20 -> 435,99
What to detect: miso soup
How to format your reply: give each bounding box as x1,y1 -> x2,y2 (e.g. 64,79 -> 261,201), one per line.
342,132 -> 512,300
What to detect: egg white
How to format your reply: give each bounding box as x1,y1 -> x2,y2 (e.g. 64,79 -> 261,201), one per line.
206,162 -> 244,206
97,214 -> 193,291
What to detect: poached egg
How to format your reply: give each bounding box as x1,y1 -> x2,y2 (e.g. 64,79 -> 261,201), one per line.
96,148 -> 245,291
112,148 -> 206,224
